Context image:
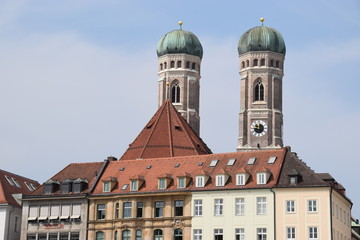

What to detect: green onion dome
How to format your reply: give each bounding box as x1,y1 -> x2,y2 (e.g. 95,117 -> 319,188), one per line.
157,28 -> 203,59
238,25 -> 286,55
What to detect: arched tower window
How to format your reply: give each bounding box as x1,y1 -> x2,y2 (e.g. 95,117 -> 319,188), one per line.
270,59 -> 274,67
253,59 -> 258,66
254,81 -> 264,101
174,229 -> 183,240
164,62 -> 167,69
177,61 -> 182,68
192,62 -> 196,70
246,60 -> 249,67
170,61 -> 175,68
241,61 -> 245,69
276,60 -> 280,68
186,61 -> 190,68
171,81 -> 180,103
260,58 -> 265,66
160,63 -> 163,70
154,229 -> 163,240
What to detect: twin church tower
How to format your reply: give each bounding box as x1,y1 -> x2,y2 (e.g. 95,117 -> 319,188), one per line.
156,20 -> 286,151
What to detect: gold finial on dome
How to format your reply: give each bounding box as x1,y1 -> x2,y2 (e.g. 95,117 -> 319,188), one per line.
260,17 -> 265,26
178,21 -> 183,30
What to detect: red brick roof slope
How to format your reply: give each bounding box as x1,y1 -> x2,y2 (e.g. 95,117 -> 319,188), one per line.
31,162 -> 105,196
92,148 -> 286,195
120,100 -> 212,160
0,169 -> 40,206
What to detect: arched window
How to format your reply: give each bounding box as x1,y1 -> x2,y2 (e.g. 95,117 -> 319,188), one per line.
174,228 -> 183,240
114,230 -> 118,240
154,229 -> 163,240
186,61 -> 190,68
192,62 -> 196,70
253,59 -> 258,66
160,63 -> 163,70
164,62 -> 167,69
241,61 -> 245,69
260,58 -> 265,66
276,60 -> 280,68
246,60 -> 249,67
96,232 -> 104,240
136,230 -> 142,240
122,230 -> 130,240
171,82 -> 180,103
177,61 -> 182,68
270,59 -> 274,67
115,202 -> 119,219
255,82 -> 264,101
170,61 -> 175,68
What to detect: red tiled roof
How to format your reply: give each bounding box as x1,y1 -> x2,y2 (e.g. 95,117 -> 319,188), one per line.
31,162 -> 105,196
0,169 -> 40,206
120,100 -> 212,160
92,148 -> 286,195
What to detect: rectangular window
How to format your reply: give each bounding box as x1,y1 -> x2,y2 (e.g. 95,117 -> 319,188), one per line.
214,199 -> 223,216
193,229 -> 202,240
130,180 -> 138,191
175,200 -> 184,216
103,182 -> 110,192
196,176 -> 204,187
216,175 -> 225,186
257,173 -> 266,184
309,227 -> 318,239
155,201 -> 164,217
235,198 -> 245,215
194,199 -> 203,216
158,178 -> 166,189
115,203 -> 119,219
286,200 -> 295,213
70,232 -> 80,240
14,216 -> 19,232
97,204 -> 106,220
60,232 -> 69,240
257,228 -> 267,240
60,204 -> 70,220
123,202 -> 132,218
178,177 -> 185,188
136,202 -> 143,218
308,200 -> 317,212
257,197 -> 266,215
235,228 -> 245,240
214,229 -> 223,240
50,205 -> 60,221
49,233 -> 58,240
28,205 -> 38,221
287,227 -> 296,239
39,205 -> 49,221
38,234 -> 47,240
236,174 -> 246,185
71,204 -> 81,220
27,234 -> 36,240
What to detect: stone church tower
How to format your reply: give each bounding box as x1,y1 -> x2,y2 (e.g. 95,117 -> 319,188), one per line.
237,19 -> 286,151
156,22 -> 203,135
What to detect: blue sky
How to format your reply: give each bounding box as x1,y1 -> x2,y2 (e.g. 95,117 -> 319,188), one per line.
0,0 -> 359,217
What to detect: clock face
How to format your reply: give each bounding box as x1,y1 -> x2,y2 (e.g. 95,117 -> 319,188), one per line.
251,120 -> 268,137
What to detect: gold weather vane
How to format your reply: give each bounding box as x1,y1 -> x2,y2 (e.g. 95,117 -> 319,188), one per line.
178,21 -> 183,30
260,17 -> 265,26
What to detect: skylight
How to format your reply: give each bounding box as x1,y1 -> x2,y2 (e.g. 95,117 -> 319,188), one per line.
209,160 -> 219,167
119,167 -> 125,171
268,156 -> 277,164
25,182 -> 33,191
198,162 -> 204,166
175,163 -> 180,168
247,157 -> 256,165
227,158 -> 236,166
5,176 -> 14,186
12,177 -> 21,188
146,165 -> 152,169
121,184 -> 128,190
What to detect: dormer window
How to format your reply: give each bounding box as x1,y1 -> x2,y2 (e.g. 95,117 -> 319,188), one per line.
130,180 -> 138,191
103,182 -> 111,192
236,173 -> 249,186
257,171 -> 271,185
178,177 -> 185,188
196,176 -> 204,188
61,179 -> 73,193
44,179 -> 60,194
287,169 -> 302,185
102,177 -> 117,193
216,175 -> 225,187
290,177 -> 297,184
158,178 -> 166,189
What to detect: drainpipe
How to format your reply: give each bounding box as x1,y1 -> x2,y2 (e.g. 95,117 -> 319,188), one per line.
6,205 -> 15,240
330,187 -> 333,240
270,188 -> 276,240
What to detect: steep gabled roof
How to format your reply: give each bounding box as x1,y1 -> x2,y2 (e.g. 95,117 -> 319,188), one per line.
30,162 -> 105,196
92,148 -> 286,195
0,169 -> 40,206
120,100 -> 211,160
